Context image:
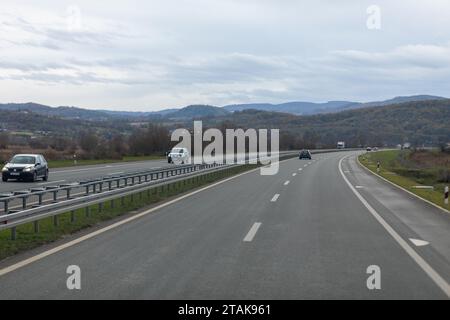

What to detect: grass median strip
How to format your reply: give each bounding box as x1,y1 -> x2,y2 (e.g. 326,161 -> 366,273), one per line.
0,164 -> 258,261
358,150 -> 449,211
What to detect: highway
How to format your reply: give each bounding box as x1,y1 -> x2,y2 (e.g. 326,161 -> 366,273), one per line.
0,158 -> 170,194
0,150 -> 449,299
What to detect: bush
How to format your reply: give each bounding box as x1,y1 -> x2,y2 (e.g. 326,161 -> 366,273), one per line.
437,169 -> 450,183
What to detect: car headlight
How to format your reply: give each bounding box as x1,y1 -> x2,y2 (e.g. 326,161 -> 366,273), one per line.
23,166 -> 33,172
1,166 -> 7,172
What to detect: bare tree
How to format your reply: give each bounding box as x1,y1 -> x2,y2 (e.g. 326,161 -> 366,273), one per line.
79,131 -> 99,153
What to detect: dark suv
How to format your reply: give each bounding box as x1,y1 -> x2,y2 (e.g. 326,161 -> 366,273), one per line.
2,154 -> 49,182
299,150 -> 312,160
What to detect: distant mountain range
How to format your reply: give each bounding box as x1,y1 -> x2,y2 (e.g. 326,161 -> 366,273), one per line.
0,95 -> 446,121
223,95 -> 447,115
0,97 -> 448,147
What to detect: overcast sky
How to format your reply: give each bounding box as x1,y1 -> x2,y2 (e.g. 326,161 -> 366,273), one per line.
1,0 -> 450,111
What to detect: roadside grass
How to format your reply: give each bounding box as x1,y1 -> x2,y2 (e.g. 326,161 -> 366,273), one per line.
358,150 -> 449,211
48,155 -> 165,169
0,164 -> 257,261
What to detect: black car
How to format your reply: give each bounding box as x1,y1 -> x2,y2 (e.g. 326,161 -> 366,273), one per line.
1,154 -> 49,182
299,150 -> 312,160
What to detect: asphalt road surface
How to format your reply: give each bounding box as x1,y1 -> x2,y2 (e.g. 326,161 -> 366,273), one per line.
0,158 -> 170,194
0,150 -> 449,299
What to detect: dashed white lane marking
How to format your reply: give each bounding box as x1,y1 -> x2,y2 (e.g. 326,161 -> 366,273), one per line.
355,185 -> 364,189
304,164 -> 308,167
271,194 -> 280,202
344,170 -> 350,173
298,168 -> 303,171
339,155 -> 450,298
38,180 -> 65,186
410,238 -> 430,247
243,222 -> 262,242
292,173 -> 297,177
284,181 -> 290,186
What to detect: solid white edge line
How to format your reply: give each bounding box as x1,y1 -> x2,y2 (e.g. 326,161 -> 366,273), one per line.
339,155 -> 450,298
356,156 -> 450,215
243,222 -> 262,242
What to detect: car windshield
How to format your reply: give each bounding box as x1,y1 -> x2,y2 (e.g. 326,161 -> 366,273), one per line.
10,156 -> 36,164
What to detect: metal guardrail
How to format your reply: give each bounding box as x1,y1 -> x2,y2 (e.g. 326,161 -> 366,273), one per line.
0,162 -> 222,220
0,149 -> 358,239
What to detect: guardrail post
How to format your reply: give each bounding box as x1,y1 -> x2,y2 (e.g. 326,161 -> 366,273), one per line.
121,196 -> 125,206
53,215 -> 59,227
71,210 -> 75,223
99,202 -> 103,212
11,227 -> 16,240
34,221 -> 39,233
111,199 -> 115,209
85,206 -> 90,217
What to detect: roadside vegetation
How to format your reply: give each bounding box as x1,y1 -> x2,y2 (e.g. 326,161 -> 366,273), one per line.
359,149 -> 450,210
0,164 -> 257,260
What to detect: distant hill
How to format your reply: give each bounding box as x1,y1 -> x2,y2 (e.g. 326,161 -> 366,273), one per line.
222,95 -> 446,115
0,103 -> 122,121
1,95 -> 446,120
164,105 -> 230,120
334,95 -> 447,112
0,109 -> 132,137
0,98 -> 448,148
223,101 -> 357,115
202,99 -> 450,147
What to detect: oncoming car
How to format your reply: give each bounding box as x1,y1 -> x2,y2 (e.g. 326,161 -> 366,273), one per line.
299,150 -> 312,160
167,147 -> 190,164
1,154 -> 49,182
